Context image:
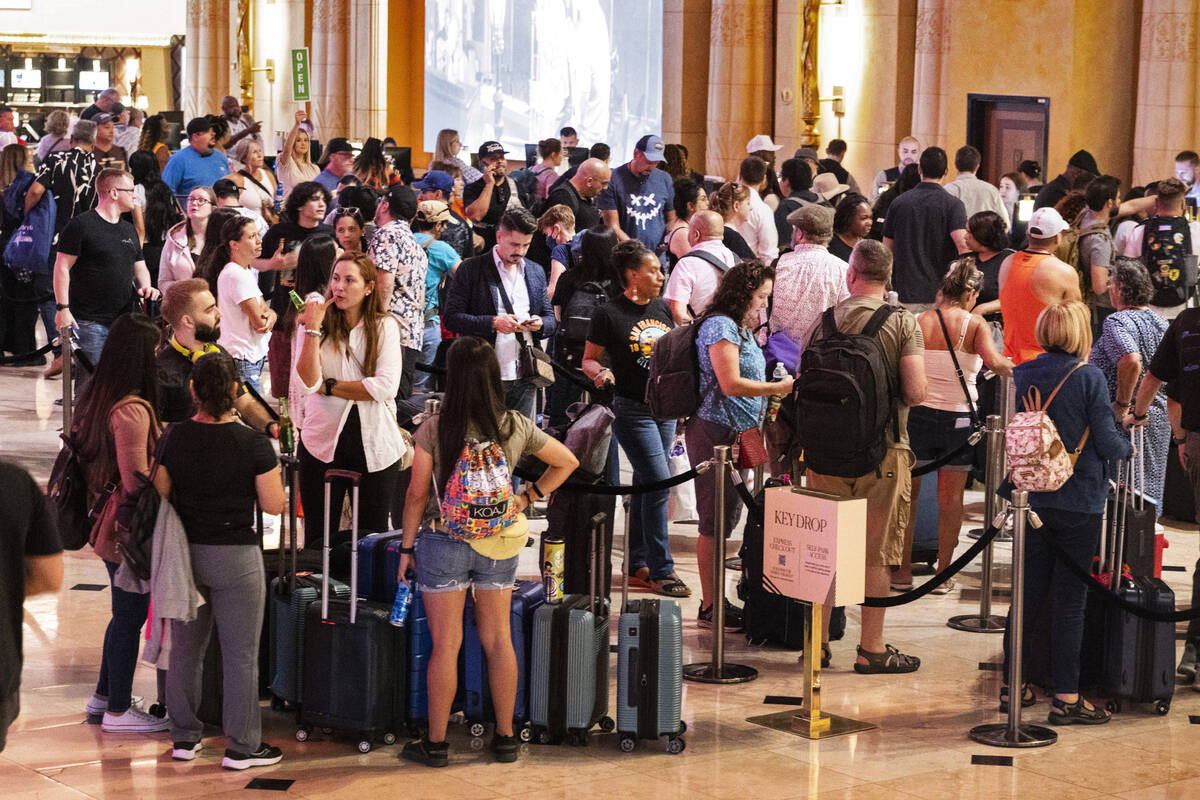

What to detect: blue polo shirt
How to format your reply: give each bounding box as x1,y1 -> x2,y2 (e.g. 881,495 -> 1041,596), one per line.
162,147 -> 230,200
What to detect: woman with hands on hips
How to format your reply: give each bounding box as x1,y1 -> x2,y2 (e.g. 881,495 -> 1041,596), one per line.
396,337 -> 577,767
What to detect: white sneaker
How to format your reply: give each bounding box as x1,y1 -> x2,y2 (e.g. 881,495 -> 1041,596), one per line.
101,704 -> 170,733
172,741 -> 203,761
85,694 -> 142,716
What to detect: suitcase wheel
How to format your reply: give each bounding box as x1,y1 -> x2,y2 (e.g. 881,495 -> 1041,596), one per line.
568,730 -> 588,747
619,735 -> 635,753
599,716 -> 615,733
295,727 -> 310,742
383,732 -> 397,745
519,725 -> 533,743
357,739 -> 371,754
666,736 -> 685,755
470,737 -> 485,751
677,719 -> 687,734
1155,700 -> 1170,715
1106,699 -> 1119,714
536,728 -> 552,745
469,722 -> 486,738
148,703 -> 167,719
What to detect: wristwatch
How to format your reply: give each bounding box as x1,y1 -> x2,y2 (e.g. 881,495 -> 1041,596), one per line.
324,378 -> 338,396
55,303 -> 69,310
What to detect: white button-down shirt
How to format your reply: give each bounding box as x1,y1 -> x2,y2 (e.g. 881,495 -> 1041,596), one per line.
293,316 -> 407,472
493,248 -> 531,381
769,243 -> 850,345
737,186 -> 779,262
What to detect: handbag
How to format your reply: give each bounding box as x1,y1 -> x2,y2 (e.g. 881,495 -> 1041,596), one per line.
115,407 -> 167,579
719,395 -> 768,470
493,264 -> 555,388
89,397 -> 160,563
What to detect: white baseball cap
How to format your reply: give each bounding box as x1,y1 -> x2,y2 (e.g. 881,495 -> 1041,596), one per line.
747,134 -> 783,153
1027,207 -> 1068,238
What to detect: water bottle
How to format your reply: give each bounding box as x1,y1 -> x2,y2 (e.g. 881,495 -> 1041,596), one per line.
389,581 -> 412,626
885,290 -> 900,305
670,432 -> 686,458
766,362 -> 788,424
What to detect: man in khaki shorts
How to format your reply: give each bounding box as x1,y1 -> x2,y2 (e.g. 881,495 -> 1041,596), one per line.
804,239 -> 927,673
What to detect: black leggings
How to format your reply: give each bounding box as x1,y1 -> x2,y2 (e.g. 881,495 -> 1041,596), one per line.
298,407 -> 398,547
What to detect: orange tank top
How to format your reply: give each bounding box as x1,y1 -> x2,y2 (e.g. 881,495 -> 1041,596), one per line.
1000,250 -> 1051,365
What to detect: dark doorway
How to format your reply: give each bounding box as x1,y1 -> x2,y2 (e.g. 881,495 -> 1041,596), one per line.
966,94 -> 1050,185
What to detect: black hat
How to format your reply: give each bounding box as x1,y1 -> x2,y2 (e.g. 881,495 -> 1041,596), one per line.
477,140 -> 508,160
1068,149 -> 1099,175
324,137 -> 354,156
186,116 -> 213,137
211,178 -> 243,199
382,183 -> 418,220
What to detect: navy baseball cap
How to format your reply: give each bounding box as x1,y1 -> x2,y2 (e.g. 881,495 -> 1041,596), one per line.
413,169 -> 454,194
636,134 -> 666,162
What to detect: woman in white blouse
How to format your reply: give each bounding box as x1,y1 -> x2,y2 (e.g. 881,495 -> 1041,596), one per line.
294,251 -> 405,540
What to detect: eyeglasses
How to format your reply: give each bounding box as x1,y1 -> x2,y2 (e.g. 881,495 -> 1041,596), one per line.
188,197 -> 212,205
114,187 -> 135,194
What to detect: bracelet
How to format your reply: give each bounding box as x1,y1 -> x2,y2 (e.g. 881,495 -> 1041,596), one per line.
1175,437 -> 1188,446
527,483 -> 544,500
1132,411 -> 1148,421
304,328 -> 322,338
1114,400 -> 1131,408
400,545 -> 414,555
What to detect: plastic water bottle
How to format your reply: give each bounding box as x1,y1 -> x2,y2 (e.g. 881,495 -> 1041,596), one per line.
766,362 -> 788,424
670,432 -> 686,458
389,581 -> 412,626
885,290 -> 900,305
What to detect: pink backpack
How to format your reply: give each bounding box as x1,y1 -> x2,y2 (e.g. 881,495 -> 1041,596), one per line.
1006,362 -> 1091,492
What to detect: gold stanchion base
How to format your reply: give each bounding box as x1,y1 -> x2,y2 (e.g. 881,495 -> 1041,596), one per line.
746,708 -> 876,739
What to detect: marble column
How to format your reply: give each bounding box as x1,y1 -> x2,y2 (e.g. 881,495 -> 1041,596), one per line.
662,0 -> 712,171
1132,0 -> 1200,185
910,0 -> 951,151
706,0 -> 775,180
348,0 -> 388,140
310,0 -> 350,143
185,0 -> 231,121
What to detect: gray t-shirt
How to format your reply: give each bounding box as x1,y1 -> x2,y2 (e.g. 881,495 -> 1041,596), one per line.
1077,212 -> 1115,310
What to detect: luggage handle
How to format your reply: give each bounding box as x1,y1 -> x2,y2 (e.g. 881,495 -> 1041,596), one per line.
620,495 -> 632,614
322,468 -> 363,623
590,512 -> 604,616
279,454 -> 299,591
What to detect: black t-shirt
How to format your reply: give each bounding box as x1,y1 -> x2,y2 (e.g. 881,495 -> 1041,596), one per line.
723,227 -> 755,261
1150,308 -> 1200,431
463,175 -> 512,228
156,341 -> 247,423
587,295 -> 674,402
258,220 -> 333,328
0,461 -> 61,749
828,234 -> 854,263
57,210 -> 143,324
881,182 -> 967,303
546,181 -> 600,231
976,248 -> 1014,316
158,419 -> 278,545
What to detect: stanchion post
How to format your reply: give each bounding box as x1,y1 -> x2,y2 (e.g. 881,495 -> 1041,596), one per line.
948,413 -> 1007,633
61,330 -> 73,433
969,490 -> 1057,748
683,446 -> 757,684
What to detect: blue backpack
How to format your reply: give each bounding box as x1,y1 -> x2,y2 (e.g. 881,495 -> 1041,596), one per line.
3,172 -> 55,283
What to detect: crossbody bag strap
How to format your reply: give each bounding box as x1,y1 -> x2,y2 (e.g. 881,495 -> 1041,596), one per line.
238,169 -> 273,200
935,309 -> 979,427
490,262 -> 537,348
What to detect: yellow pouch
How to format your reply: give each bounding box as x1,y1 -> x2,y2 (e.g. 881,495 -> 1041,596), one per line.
466,511 -> 529,561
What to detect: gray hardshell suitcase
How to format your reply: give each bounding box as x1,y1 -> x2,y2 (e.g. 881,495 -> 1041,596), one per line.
614,496 -> 686,753
529,512 -> 614,744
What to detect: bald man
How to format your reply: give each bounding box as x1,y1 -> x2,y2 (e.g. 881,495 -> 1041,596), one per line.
546,157 -> 610,231
664,210 -> 736,324
221,95 -> 262,149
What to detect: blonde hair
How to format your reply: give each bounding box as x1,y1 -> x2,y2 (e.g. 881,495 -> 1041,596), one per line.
434,129 -> 461,164
44,109 -> 70,137
0,143 -> 28,192
708,181 -> 749,220
1035,301 -> 1092,359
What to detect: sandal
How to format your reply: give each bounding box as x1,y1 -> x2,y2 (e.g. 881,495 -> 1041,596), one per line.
853,644 -> 920,674
795,644 -> 832,668
628,567 -> 652,589
890,581 -> 914,593
930,578 -> 956,596
999,683 -> 1036,713
1048,696 -> 1111,726
652,576 -> 692,598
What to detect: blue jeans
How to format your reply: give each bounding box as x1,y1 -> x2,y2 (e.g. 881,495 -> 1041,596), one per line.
611,397 -> 676,580
233,356 -> 266,395
413,322 -> 441,391
73,319 -> 110,399
1003,508 -> 1101,695
415,528 -> 520,592
95,560 -> 151,714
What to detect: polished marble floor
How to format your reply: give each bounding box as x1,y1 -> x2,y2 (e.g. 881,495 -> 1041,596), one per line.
3,360 -> 1200,799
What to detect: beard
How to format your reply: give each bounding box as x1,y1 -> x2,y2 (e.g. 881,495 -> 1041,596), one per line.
194,322 -> 220,343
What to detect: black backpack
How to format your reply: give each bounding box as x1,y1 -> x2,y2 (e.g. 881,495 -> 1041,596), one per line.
793,303 -> 899,478
45,432 -> 95,550
558,279 -> 611,367
1140,215 -> 1194,307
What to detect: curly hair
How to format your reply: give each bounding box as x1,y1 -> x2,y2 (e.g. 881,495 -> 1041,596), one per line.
708,181 -> 749,220
832,192 -> 869,236
612,239 -> 654,287
940,256 -> 983,301
706,259 -> 775,325
1111,257 -> 1153,308
284,180 -> 331,222
967,210 -> 1010,253
191,351 -> 240,418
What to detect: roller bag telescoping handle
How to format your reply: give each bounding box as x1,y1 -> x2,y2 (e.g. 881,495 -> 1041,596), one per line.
323,468 -> 362,623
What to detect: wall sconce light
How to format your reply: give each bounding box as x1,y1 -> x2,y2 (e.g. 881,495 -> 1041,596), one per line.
819,86 -> 846,137
1016,194 -> 1036,224
250,58 -> 276,83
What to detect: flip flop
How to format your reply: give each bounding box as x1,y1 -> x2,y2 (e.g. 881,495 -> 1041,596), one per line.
627,567 -> 652,589
652,577 -> 692,598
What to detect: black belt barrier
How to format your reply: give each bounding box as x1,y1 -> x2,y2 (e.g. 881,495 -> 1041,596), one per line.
862,521 -> 1001,607
1042,531 -> 1200,622
513,461 -> 709,495
0,339 -> 56,365
0,281 -> 54,305
911,436 -> 976,478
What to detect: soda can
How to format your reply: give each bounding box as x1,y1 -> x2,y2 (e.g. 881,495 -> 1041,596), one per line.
542,537 -> 565,603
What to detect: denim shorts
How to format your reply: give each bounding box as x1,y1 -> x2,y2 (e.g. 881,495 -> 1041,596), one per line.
907,405 -> 974,471
414,528 -> 519,593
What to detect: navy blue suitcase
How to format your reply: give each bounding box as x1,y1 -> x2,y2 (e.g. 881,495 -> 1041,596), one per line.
461,580 -> 544,739
355,530 -> 405,603
297,470 -> 407,751
408,588 -> 433,726
1103,576 -> 1175,715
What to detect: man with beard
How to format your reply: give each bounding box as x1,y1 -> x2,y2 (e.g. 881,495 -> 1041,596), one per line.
156,278 -> 278,433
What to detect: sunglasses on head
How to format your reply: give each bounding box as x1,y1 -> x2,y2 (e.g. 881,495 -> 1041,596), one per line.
335,207 -> 364,222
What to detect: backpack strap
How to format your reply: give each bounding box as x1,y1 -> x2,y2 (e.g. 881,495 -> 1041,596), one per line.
934,309 -> 979,427
820,306 -> 839,339
684,248 -> 731,274
860,303 -> 897,338
1042,361 -> 1086,411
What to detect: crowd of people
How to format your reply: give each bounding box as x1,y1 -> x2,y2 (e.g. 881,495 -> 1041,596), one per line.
5,86 -> 1200,767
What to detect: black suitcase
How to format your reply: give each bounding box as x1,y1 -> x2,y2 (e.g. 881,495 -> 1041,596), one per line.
297,469 -> 407,752
736,480 -> 813,648
548,481 -> 617,599
1103,576 -> 1175,714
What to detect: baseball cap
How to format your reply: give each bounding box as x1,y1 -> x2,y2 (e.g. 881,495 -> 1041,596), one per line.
636,134 -> 666,162
1027,207 -> 1068,238
417,200 -> 452,224
478,140 -> 508,160
186,116 -> 213,136
109,102 -> 126,116
413,169 -> 454,194
211,178 -> 243,199
794,147 -> 820,162
325,137 -> 354,155
747,134 -> 783,153
94,112 -> 116,126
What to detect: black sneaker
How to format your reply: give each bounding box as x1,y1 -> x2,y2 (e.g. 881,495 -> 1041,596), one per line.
401,736 -> 449,767
491,733 -> 518,763
697,600 -> 744,631
221,742 -> 283,770
172,740 -> 202,761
